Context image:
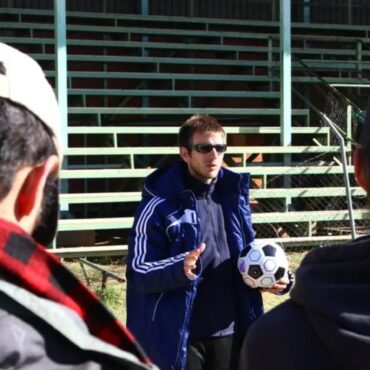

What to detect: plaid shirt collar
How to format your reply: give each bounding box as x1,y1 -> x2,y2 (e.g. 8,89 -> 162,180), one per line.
0,217 -> 151,366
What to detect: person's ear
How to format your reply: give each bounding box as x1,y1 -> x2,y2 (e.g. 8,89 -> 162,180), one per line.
353,147 -> 367,191
15,155 -> 59,221
180,146 -> 191,163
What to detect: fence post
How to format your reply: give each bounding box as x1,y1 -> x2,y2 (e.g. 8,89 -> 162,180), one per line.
321,114 -> 356,240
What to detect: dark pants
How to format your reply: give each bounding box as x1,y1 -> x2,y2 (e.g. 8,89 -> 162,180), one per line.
185,335 -> 239,370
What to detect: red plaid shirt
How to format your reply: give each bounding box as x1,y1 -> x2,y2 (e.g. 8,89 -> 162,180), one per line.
0,218 -> 151,366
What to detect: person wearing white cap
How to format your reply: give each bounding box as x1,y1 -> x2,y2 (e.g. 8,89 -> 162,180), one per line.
0,43 -> 157,370
239,99 -> 370,370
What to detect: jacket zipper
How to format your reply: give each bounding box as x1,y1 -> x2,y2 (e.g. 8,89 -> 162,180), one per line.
205,194 -> 222,261
174,282 -> 197,369
174,191 -> 198,369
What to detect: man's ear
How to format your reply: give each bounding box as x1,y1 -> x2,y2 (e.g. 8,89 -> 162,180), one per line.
180,146 -> 190,163
353,147 -> 367,191
15,155 -> 59,220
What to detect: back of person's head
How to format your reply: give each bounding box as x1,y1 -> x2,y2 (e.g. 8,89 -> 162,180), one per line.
0,42 -> 62,245
179,115 -> 225,148
353,99 -> 370,202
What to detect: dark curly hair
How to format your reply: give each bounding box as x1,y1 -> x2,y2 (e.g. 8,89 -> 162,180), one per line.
0,97 -> 57,200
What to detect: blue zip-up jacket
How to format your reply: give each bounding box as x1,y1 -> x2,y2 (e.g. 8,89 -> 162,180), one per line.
126,161 -> 263,370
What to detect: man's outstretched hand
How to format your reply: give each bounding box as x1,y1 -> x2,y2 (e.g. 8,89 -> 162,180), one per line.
184,243 -> 206,280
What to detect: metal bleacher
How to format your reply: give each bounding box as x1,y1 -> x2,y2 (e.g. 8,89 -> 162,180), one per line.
1,8 -> 369,256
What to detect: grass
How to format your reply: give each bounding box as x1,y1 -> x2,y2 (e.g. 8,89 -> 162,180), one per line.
64,250 -> 309,324
66,258 -> 127,323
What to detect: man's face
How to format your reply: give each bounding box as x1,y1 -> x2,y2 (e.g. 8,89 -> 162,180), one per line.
180,131 -> 226,182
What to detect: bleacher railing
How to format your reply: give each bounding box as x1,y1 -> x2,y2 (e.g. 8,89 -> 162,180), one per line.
1,8 -> 370,257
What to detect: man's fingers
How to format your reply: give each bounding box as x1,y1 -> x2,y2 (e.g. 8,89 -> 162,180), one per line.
262,278 -> 289,293
276,277 -> 289,285
188,243 -> 206,258
183,243 -> 206,280
198,242 -> 206,253
185,271 -> 197,280
184,258 -> 197,270
184,259 -> 197,280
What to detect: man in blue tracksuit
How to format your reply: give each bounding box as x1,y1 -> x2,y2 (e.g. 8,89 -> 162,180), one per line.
126,115 -> 290,370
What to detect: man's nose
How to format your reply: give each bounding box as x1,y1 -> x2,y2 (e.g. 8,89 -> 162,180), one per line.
209,148 -> 219,157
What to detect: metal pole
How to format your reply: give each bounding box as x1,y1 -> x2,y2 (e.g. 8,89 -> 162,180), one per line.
280,0 -> 292,210
54,0 -> 69,216
321,114 -> 357,240
280,0 -> 292,148
54,0 -> 68,151
303,0 -> 310,23
79,258 -> 125,282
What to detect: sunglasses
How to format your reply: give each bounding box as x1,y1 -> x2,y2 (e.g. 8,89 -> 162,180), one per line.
189,143 -> 227,153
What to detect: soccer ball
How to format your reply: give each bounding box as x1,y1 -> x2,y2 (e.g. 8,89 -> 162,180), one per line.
238,240 -> 289,288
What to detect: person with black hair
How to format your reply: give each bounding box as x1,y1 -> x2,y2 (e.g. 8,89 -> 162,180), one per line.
239,101 -> 370,370
0,42 -> 155,370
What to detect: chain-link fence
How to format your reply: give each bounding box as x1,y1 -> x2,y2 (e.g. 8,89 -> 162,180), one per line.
250,72 -> 370,248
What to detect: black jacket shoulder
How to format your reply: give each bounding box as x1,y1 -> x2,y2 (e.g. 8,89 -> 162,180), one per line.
239,300 -> 344,370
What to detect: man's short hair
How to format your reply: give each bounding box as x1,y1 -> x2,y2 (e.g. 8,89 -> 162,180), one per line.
178,115 -> 225,148
0,98 -> 57,200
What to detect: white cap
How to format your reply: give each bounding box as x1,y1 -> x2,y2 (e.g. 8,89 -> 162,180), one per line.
0,42 -> 63,163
